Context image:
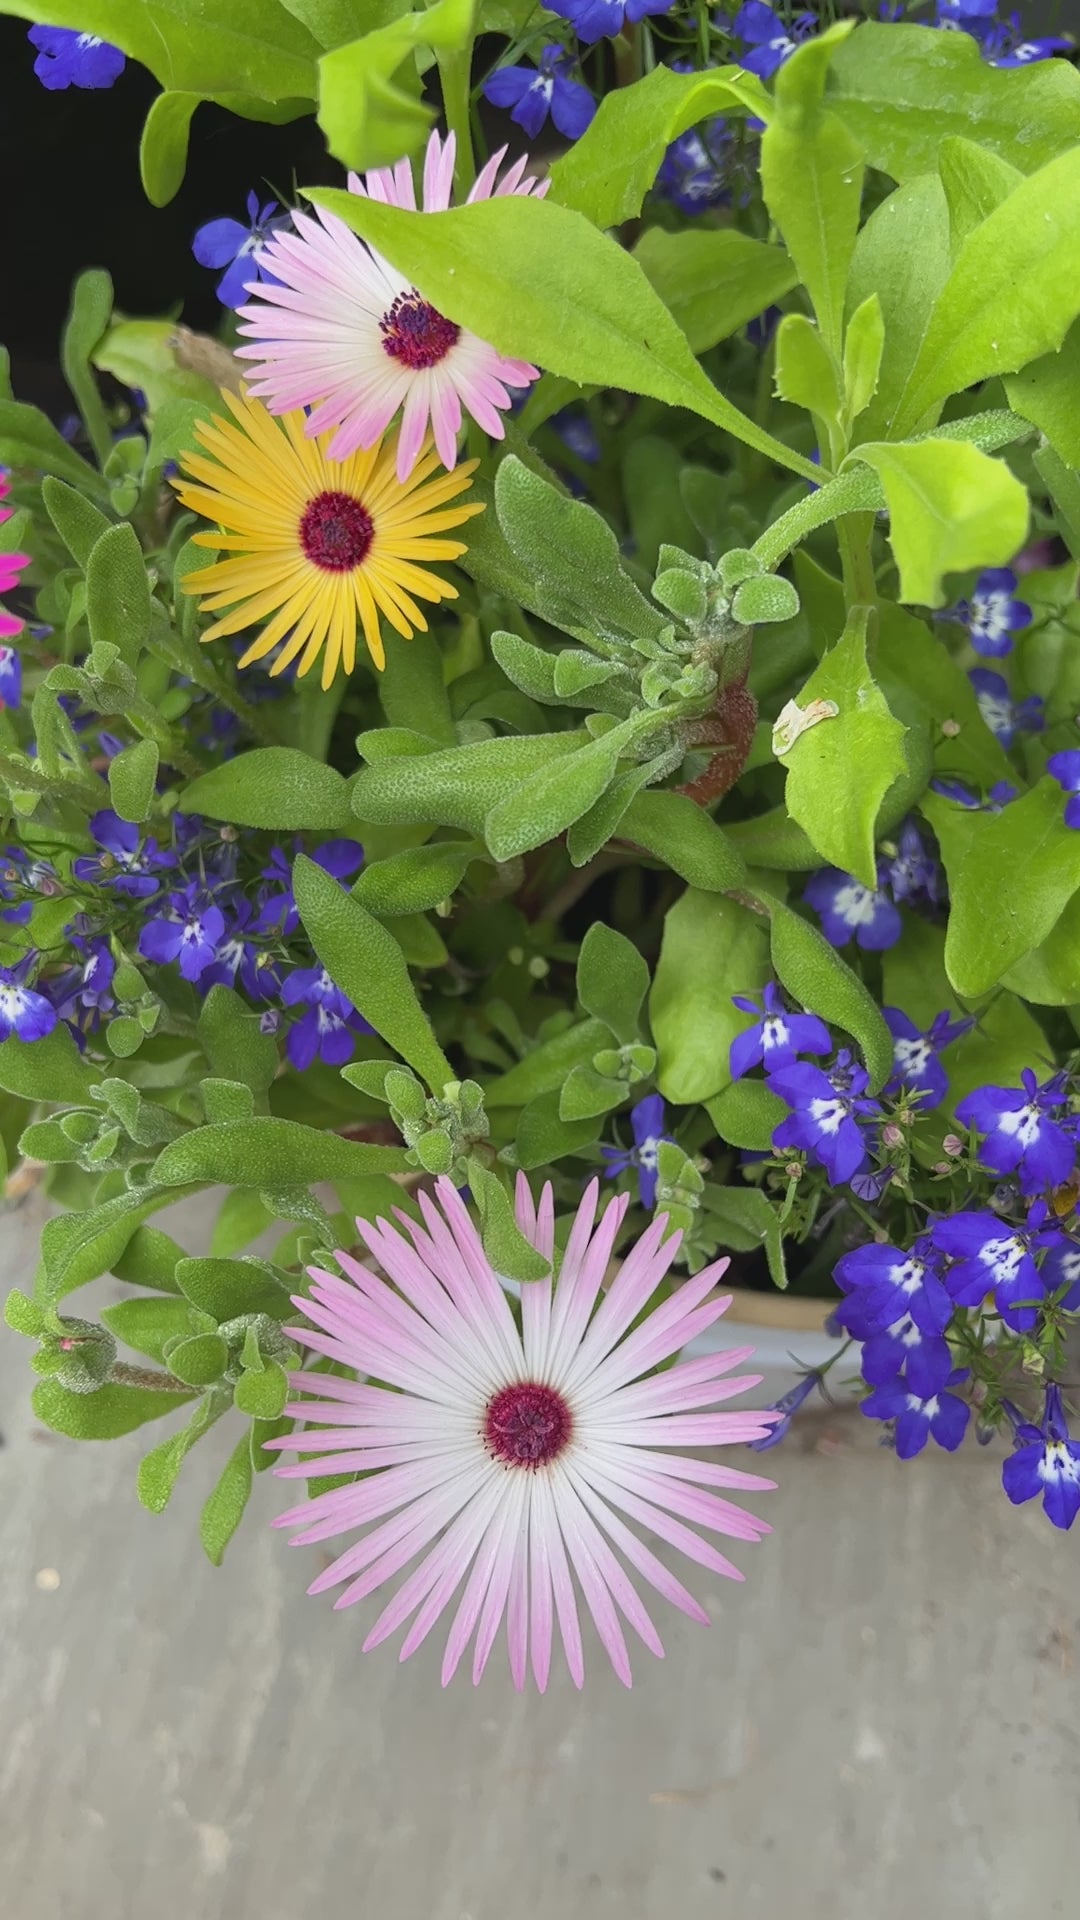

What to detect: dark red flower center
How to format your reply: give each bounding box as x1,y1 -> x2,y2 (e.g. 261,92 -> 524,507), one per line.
299,490 -> 374,572
380,290 -> 460,370
483,1381 -> 572,1470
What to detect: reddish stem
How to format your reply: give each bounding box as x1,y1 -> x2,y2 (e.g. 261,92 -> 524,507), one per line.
676,678 -> 759,808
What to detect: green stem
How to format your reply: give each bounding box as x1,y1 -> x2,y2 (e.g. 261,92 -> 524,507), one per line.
439,47 -> 476,193
110,1361 -> 189,1392
836,510 -> 878,612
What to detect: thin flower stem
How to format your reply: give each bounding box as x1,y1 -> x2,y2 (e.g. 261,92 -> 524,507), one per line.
439,46 -> 476,192
110,1361 -> 189,1392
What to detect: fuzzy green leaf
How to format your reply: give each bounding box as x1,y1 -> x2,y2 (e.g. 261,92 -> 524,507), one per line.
179,746 -> 354,829
651,890 -> 770,1105
850,439 -> 1028,608
151,1115 -> 409,1189
32,1378 -> 192,1439
200,1435 -> 254,1565
768,900 -> 893,1090
108,739 -> 159,824
576,922 -> 649,1047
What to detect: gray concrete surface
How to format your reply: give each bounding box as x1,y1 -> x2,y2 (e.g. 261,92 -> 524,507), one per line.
2,1188 -> 1078,1920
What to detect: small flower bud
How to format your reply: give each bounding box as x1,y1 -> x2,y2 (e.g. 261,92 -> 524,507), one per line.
882,1123 -> 904,1149
942,1133 -> 964,1158
940,718 -> 961,738
33,1316 -> 117,1394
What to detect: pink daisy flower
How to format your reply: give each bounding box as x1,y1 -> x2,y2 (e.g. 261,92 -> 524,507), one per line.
236,130 -> 544,482
268,1174 -> 778,1691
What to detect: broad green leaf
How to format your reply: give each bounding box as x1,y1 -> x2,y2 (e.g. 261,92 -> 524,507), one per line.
32,1378 -> 192,1439
354,840 -> 482,917
893,147 -> 1080,436
201,1079 -> 255,1124
827,22 -> 1080,181
38,1187 -> 198,1305
198,984 -> 278,1095
651,890 -> 770,1105
317,0 -> 473,172
842,293 -> 884,425
151,1116 -> 408,1187
101,1294 -> 194,1364
108,739 -> 159,824
179,747 -> 354,829
145,397 -> 217,477
235,1360 -> 289,1419
60,269 -> 113,467
706,1079 -> 787,1151
549,62 -> 772,229
620,790 -> 748,893
307,188 -> 822,486
41,476 -> 111,570
483,717 -> 652,863
924,783 -> 1080,997
0,1024 -> 100,1105
176,1255 -> 291,1321
938,135 -> 1021,254
281,0 -> 399,44
352,731 -> 587,834
111,1225 -> 185,1293
137,1392 -> 229,1513
468,1162 -> 550,1282
513,1089 -> 599,1169
200,1435 -> 254,1565
565,751 -> 673,869
140,91 -> 203,206
1035,444 -> 1080,564
704,1185 -> 787,1289
845,174 -> 951,445
768,900 -> 893,1090
778,605 -> 906,885
85,523 -> 153,668
576,923 -> 649,1047
378,630 -> 456,745
1005,318 -> 1080,468
0,3 -> 320,100
850,439 -> 1028,608
761,26 -> 863,356
92,319 -> 221,415
634,228 -> 799,357
494,456 -> 668,649
559,1066 -> 626,1123
485,1018 -> 611,1110
1001,892 -> 1080,1005
294,853 -> 453,1090
0,397 -> 110,501
774,315 -> 841,426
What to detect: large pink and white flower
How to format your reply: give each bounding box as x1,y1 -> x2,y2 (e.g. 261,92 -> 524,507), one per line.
236,131 -> 544,482
268,1175 -> 778,1691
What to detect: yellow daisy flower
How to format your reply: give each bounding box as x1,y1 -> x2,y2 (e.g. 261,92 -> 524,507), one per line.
172,389 -> 484,688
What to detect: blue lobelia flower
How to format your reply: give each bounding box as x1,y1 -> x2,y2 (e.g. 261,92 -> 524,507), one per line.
730,1 -> 817,77
930,1201 -> 1064,1332
968,666 -> 1044,748
256,838 -> 364,936
856,1307 -> 954,1401
930,775 -> 1018,813
1047,749 -> 1080,830
883,1007 -> 973,1111
46,937 -> 116,1032
655,119 -> 733,214
0,954 -> 58,1042
0,644 -> 22,709
28,26 -> 126,89
1037,1238 -> 1080,1312
955,1067 -> 1075,1195
861,1369 -> 971,1459
803,866 -> 902,952
882,819 -> 944,911
983,16 -> 1073,67
768,1051 -> 883,1187
72,810 -> 176,899
835,1234 -> 954,1336
281,965 -> 367,1071
550,0 -> 674,45
729,980 -> 831,1080
935,0 -> 997,21
138,883 -> 227,984
948,566 -> 1032,658
600,1093 -> 674,1210
192,192 -> 291,310
747,1369 -> 821,1452
1002,1385 -> 1080,1530
483,45 -> 596,141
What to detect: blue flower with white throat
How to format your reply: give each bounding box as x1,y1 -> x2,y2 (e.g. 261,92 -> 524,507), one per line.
955,1068 -> 1075,1196
730,1 -> 817,78
861,1370 -> 971,1459
968,667 -> 1044,749
947,567 -> 1032,658
28,26 -> 125,89
600,1094 -> 674,1211
482,45 -> 596,142
0,954 -> 58,1043
883,1008 -> 973,1112
930,1200 -> 1065,1333
1047,750 -> 1080,829
768,1050 -> 883,1188
803,866 -> 901,952
193,193 -> 290,311
729,981 -> 831,1080
1002,1385 -> 1080,1530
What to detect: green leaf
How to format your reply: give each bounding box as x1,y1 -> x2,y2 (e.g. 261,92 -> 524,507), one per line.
705,1185 -> 787,1289
179,746 -> 354,828
768,900 -> 893,1090
92,318 -> 220,415
378,629 -> 456,745
1034,443 -> 1080,563
634,228 -> 799,357
210,1188 -> 275,1257
354,840 -> 482,917
565,751 -> 672,869
111,1225 -> 185,1294
731,574 -> 800,626
559,1065 -> 626,1123
145,396 -> 217,478
137,1392 -> 229,1513
549,61 -> 772,229
778,605 -> 907,885
494,456 -> 668,648
201,1078 -> 256,1124
101,1295 -> 194,1364
307,188 -> 823,486
352,730 -> 587,834
0,397 -> 110,501
5,1288 -> 45,1335
938,135 -> 1021,254
827,21 -> 1080,182
1005,317 -> 1080,468
198,984 -> 279,1096
706,1079 -> 787,1152
139,91 -> 203,206
923,783 -> 1080,997
200,1435 -> 255,1565
892,146 -> 1080,436
842,293 -> 884,425
0,1023 -> 100,1105
316,0 -> 473,172
176,1255 -> 290,1321
513,1089 -> 599,1170
108,739 -> 159,824
468,1162 -> 549,1281
483,717 -> 650,863
85,523 -> 152,669
151,1116 -> 409,1188
761,26 -> 863,356
1001,890 -> 1080,1005
60,268 -> 113,467
41,476 -> 112,570
774,315 -> 841,426
235,1360 -> 289,1418
166,1332 -> 229,1387
485,1018 -> 611,1110
620,790 -> 748,893
850,439 -> 1028,608
576,922 -> 649,1046
651,890 -> 770,1105
32,1377 -> 192,1439
294,853 -> 453,1090
6,2 -> 321,100
845,174 -> 951,445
